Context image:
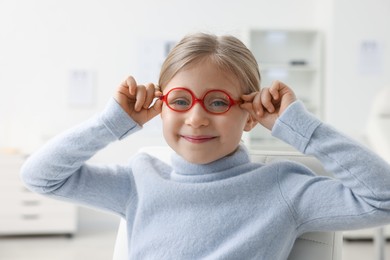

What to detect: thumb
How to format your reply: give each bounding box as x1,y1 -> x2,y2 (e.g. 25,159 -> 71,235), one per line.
146,99 -> 163,121
241,92 -> 257,102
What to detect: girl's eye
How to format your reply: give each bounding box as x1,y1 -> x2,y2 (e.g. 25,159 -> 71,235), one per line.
206,99 -> 230,113
169,98 -> 191,109
210,100 -> 229,107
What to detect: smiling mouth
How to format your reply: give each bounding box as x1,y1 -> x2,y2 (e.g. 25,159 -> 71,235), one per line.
181,135 -> 217,144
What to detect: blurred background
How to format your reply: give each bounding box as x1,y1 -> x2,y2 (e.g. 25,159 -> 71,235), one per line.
1,0 -> 390,259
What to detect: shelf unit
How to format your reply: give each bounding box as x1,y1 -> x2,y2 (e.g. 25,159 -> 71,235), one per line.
242,29 -> 324,151
0,153 -> 77,236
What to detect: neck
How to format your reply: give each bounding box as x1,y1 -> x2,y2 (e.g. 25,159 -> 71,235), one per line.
170,145 -> 250,183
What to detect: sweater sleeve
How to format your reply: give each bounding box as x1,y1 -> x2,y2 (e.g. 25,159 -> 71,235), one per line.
272,100 -> 390,233
20,98 -> 142,217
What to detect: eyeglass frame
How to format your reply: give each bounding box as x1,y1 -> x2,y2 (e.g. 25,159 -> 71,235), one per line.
159,87 -> 242,115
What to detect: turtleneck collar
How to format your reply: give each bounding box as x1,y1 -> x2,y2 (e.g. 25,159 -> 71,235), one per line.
170,145 -> 251,183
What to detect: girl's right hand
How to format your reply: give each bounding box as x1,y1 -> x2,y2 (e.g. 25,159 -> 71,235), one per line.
114,76 -> 163,126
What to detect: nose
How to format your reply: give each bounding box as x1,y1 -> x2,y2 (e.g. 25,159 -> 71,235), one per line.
184,103 -> 210,128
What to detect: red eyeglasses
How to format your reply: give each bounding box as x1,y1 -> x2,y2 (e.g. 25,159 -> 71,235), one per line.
159,87 -> 241,115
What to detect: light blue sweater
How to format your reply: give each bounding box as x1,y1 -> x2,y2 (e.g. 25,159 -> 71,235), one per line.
21,99 -> 390,259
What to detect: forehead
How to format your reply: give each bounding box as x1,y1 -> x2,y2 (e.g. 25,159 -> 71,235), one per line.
164,60 -> 243,96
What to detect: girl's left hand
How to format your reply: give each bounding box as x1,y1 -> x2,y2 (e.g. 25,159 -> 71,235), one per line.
240,81 -> 297,131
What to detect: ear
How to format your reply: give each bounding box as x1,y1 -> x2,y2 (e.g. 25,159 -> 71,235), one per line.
243,114 -> 257,132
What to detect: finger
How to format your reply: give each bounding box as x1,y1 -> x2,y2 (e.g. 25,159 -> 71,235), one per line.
240,102 -> 259,121
116,85 -> 131,98
147,99 -> 163,120
241,92 -> 258,102
240,91 -> 264,119
126,76 -> 137,96
252,91 -> 265,117
269,81 -> 280,100
119,78 -> 129,89
154,90 -> 163,98
260,88 -> 275,113
117,77 -> 132,98
114,83 -> 134,108
144,83 -> 156,109
134,86 -> 146,112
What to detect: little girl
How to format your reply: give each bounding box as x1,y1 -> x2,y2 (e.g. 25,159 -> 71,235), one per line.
21,32 -> 390,259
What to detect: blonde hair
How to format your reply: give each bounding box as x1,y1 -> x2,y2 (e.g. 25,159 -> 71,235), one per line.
158,33 -> 260,94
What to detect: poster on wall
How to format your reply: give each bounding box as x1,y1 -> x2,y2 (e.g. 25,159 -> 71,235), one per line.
357,40 -> 383,76
68,69 -> 97,107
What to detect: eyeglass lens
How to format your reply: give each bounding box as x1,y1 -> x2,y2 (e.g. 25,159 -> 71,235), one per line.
166,89 -> 232,114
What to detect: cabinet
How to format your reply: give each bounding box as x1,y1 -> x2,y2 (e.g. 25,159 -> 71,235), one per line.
242,29 -> 324,150
0,153 -> 77,236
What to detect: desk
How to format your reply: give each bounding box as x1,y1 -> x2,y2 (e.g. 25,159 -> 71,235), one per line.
0,153 -> 77,236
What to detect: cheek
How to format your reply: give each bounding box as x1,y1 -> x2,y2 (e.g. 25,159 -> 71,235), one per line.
221,112 -> 248,137
161,109 -> 178,138
160,106 -> 171,123
226,122 -> 245,139
228,110 -> 248,128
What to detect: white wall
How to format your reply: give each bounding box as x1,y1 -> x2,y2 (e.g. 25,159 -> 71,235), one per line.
1,0 -> 389,154
327,0 -> 390,138
0,0 -> 322,159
